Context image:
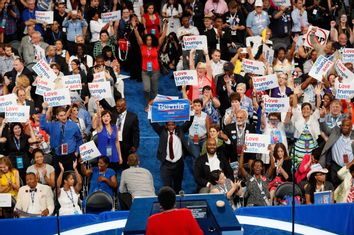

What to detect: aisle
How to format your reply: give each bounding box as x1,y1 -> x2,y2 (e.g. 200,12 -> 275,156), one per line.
123,74 -> 197,193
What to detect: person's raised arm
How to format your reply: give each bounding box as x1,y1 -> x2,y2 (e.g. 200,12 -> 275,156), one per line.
56,162 -> 64,195
266,146 -> 276,178
204,49 -> 213,79
189,49 -> 196,70
73,160 -> 82,194
158,20 -> 168,47
133,22 -> 143,46
95,99 -> 103,132
80,162 -> 93,177
239,145 -> 248,178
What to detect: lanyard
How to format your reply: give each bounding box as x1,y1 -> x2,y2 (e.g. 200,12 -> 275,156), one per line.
252,176 -> 264,194
65,188 -> 76,207
13,137 -> 20,151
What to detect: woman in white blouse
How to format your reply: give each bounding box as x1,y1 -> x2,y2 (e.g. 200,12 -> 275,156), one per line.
161,0 -> 183,35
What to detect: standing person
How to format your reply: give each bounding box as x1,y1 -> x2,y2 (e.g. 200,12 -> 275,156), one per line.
291,0 -> 309,35
14,172 -> 54,218
246,0 -> 270,36
56,161 -> 83,215
114,98 -> 139,169
146,186 -> 203,235
95,100 -> 123,171
188,99 -> 210,159
150,114 -> 193,193
133,19 -> 167,111
161,0 -> 183,35
142,3 -> 161,38
40,103 -> 83,173
119,153 -> 155,210
26,149 -> 55,188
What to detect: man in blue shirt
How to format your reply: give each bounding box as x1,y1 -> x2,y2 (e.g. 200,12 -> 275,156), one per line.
21,0 -> 44,35
40,102 -> 83,174
246,0 -> 270,36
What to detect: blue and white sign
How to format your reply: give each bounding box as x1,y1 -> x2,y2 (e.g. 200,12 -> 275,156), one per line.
308,55 -> 333,81
253,74 -> 278,91
151,99 -> 190,123
264,95 -> 289,113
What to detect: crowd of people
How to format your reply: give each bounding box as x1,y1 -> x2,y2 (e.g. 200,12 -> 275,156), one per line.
0,0 -> 354,219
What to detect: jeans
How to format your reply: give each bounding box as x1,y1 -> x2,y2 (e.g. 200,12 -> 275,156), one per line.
142,70 -> 160,103
188,138 -> 206,159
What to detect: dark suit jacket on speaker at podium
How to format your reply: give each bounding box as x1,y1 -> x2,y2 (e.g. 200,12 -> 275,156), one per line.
150,117 -> 194,193
146,208 -> 203,235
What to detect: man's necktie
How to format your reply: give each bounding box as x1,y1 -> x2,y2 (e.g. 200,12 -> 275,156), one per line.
169,132 -> 174,160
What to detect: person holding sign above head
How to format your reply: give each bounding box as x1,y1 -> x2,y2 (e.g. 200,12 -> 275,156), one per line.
94,99 -> 123,172
56,161 -> 83,215
149,110 -> 194,193
133,18 -> 167,111
239,145 -> 274,206
182,48 -> 215,102
40,102 -> 83,174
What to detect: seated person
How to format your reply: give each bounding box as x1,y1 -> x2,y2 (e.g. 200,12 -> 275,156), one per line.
146,186 -> 203,235
26,149 -> 55,188
210,170 -> 241,209
305,164 -> 334,204
119,154 -> 155,210
334,159 -> 354,203
81,156 -> 117,198
14,172 -> 54,218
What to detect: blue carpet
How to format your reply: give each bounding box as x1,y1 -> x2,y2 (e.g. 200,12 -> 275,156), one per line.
123,73 -> 197,194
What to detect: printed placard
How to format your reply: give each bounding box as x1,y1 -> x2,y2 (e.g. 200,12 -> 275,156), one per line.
335,60 -> 354,81
253,74 -> 278,91
244,133 -> 271,154
151,99 -> 190,123
304,26 -> 330,48
0,94 -> 17,112
93,71 -> 106,83
183,35 -> 208,51
308,55 -> 333,81
88,81 -> 112,100
35,11 -> 54,24
5,106 -> 30,123
314,191 -> 332,204
272,0 -> 291,7
32,59 -> 57,81
35,77 -> 55,96
342,48 -> 354,64
44,88 -> 71,107
246,35 -> 262,48
0,194 -> 11,207
173,70 -> 198,86
335,81 -> 354,99
79,141 -> 102,162
264,95 -> 289,113
263,44 -> 274,65
148,94 -> 179,120
63,74 -> 82,90
101,11 -> 121,23
242,59 -> 265,75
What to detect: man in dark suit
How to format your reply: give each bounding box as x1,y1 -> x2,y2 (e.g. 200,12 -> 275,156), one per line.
150,116 -> 194,193
223,109 -> 256,164
194,138 -> 234,193
45,45 -> 69,75
4,58 -> 33,94
16,88 -> 35,115
115,98 -> 139,169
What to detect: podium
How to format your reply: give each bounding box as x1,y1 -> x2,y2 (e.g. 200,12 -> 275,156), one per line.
124,194 -> 243,235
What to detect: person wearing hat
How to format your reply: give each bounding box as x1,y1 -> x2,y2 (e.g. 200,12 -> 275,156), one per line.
305,163 -> 334,204
230,47 -> 252,75
246,0 -> 270,36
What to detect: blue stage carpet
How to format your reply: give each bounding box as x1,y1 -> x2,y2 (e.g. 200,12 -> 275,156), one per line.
123,73 -> 197,193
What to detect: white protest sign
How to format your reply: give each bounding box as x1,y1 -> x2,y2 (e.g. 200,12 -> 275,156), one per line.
0,94 -> 17,112
335,60 -> 354,81
101,11 -> 121,23
32,59 -> 57,81
93,71 -> 106,82
304,26 -> 330,48
244,133 -> 271,154
183,35 -> 207,51
335,81 -> 354,99
44,88 -> 71,107
342,48 -> 354,64
272,0 -> 291,7
5,106 -> 30,123
35,77 -> 55,96
263,44 -> 274,65
35,11 -> 54,24
0,194 -> 11,207
264,95 -> 289,113
246,35 -> 262,48
173,70 -> 198,86
308,55 -> 333,81
242,59 -> 265,75
63,74 -> 82,91
79,141 -> 101,162
89,81 -> 112,100
253,74 -> 278,91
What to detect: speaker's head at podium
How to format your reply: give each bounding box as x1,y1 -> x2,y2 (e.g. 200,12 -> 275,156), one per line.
145,186 -> 203,235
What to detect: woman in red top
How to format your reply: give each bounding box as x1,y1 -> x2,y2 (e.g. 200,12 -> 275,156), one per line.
133,20 -> 167,111
142,3 -> 161,38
